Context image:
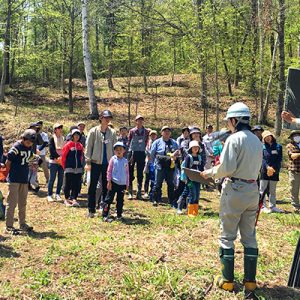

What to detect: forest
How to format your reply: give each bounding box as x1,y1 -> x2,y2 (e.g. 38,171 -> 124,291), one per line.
0,0 -> 299,134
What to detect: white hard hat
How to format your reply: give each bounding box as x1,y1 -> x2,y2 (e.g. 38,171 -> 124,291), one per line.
224,102 -> 251,120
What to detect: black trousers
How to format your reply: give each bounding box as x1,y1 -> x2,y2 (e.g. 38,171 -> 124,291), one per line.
102,182 -> 126,218
129,151 -> 146,190
88,163 -> 108,213
64,173 -> 82,200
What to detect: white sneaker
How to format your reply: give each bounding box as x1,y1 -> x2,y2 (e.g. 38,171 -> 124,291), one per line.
261,207 -> 271,214
270,206 -> 283,213
47,195 -> 54,202
71,200 -> 80,207
143,193 -> 149,200
177,209 -> 183,215
128,193 -> 133,200
64,200 -> 72,207
55,194 -> 63,202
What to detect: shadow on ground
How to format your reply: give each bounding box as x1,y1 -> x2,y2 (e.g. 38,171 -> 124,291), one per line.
0,244 -> 20,258
29,230 -> 65,240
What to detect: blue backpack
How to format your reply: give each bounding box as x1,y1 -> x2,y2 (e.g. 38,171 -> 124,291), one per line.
180,154 -> 202,181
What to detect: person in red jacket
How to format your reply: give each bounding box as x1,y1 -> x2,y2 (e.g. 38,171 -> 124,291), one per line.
61,129 -> 84,207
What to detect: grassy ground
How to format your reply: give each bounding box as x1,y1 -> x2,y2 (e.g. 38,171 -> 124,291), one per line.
0,75 -> 299,299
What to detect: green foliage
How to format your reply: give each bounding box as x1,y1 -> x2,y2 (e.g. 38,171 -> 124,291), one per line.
0,0 -> 299,98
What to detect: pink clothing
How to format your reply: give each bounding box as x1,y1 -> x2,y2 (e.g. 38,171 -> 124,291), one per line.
107,155 -> 129,186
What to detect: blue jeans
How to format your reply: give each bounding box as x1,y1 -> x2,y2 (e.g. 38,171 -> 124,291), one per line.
48,163 -> 64,196
188,181 -> 200,204
153,168 -> 175,205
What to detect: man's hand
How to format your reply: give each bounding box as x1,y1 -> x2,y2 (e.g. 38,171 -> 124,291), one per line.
85,164 -> 91,171
291,153 -> 300,160
281,111 -> 296,124
200,170 -> 210,179
107,181 -> 112,191
267,166 -> 275,177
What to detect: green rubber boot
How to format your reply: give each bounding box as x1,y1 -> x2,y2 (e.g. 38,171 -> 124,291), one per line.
244,248 -> 258,291
215,248 -> 234,291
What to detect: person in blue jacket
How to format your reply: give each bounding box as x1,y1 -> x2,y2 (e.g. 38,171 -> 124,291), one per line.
259,130 -> 283,213
150,126 -> 179,207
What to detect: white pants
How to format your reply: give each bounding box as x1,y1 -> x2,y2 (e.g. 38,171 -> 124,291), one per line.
259,180 -> 278,208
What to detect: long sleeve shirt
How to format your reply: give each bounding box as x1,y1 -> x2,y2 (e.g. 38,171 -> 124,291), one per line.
205,130 -> 263,180
150,137 -> 178,170
260,142 -> 282,181
107,155 -> 129,186
85,126 -> 117,165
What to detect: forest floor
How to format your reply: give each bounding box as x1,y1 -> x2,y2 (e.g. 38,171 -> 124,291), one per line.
0,74 -> 299,299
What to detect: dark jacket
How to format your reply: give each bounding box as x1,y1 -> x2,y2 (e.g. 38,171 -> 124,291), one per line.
61,141 -> 83,170
49,137 -> 60,160
260,142 -> 282,181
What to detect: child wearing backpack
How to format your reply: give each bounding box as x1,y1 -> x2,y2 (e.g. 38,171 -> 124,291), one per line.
178,140 -> 203,216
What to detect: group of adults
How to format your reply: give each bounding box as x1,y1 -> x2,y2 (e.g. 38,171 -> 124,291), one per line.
1,102 -> 300,296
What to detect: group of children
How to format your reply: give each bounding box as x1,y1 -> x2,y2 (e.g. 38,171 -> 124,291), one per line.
0,112 -> 300,233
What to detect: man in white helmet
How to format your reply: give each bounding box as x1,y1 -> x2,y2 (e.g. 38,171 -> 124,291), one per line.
201,102 -> 263,293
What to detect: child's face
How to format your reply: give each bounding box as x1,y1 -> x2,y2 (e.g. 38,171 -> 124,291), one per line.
120,129 -> 128,137
73,133 -> 80,142
114,146 -> 125,157
191,146 -> 200,155
191,133 -> 200,142
264,135 -> 272,144
23,140 -> 33,148
150,133 -> 157,141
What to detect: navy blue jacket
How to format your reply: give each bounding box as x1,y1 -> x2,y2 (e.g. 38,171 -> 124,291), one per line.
260,142 -> 282,181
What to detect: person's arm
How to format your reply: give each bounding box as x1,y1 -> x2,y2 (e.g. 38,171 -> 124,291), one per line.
85,129 -> 95,163
125,159 -> 129,187
5,146 -> 19,171
106,157 -> 114,190
107,157 -> 114,182
150,140 -> 157,162
281,111 -> 300,128
61,142 -> 71,169
127,129 -> 133,147
204,138 -> 237,179
49,137 -> 59,159
112,130 -> 117,145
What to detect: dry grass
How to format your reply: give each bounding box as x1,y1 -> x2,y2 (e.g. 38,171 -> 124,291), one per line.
0,75 -> 299,299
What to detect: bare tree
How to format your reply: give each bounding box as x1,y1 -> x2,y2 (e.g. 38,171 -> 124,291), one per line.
274,0 -> 285,136
81,0 -> 99,118
0,0 -> 12,102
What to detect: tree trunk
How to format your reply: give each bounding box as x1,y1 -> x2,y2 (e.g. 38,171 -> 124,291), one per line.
140,0 -> 149,94
275,0 -> 285,137
221,49 -> 233,96
81,0 -> 98,119
95,22 -> 101,70
0,0 -> 12,102
211,0 -> 220,130
171,38 -> 176,86
68,7 -> 75,114
258,0 -> 265,123
106,1 -> 115,91
251,0 -> 259,122
262,34 -> 278,123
